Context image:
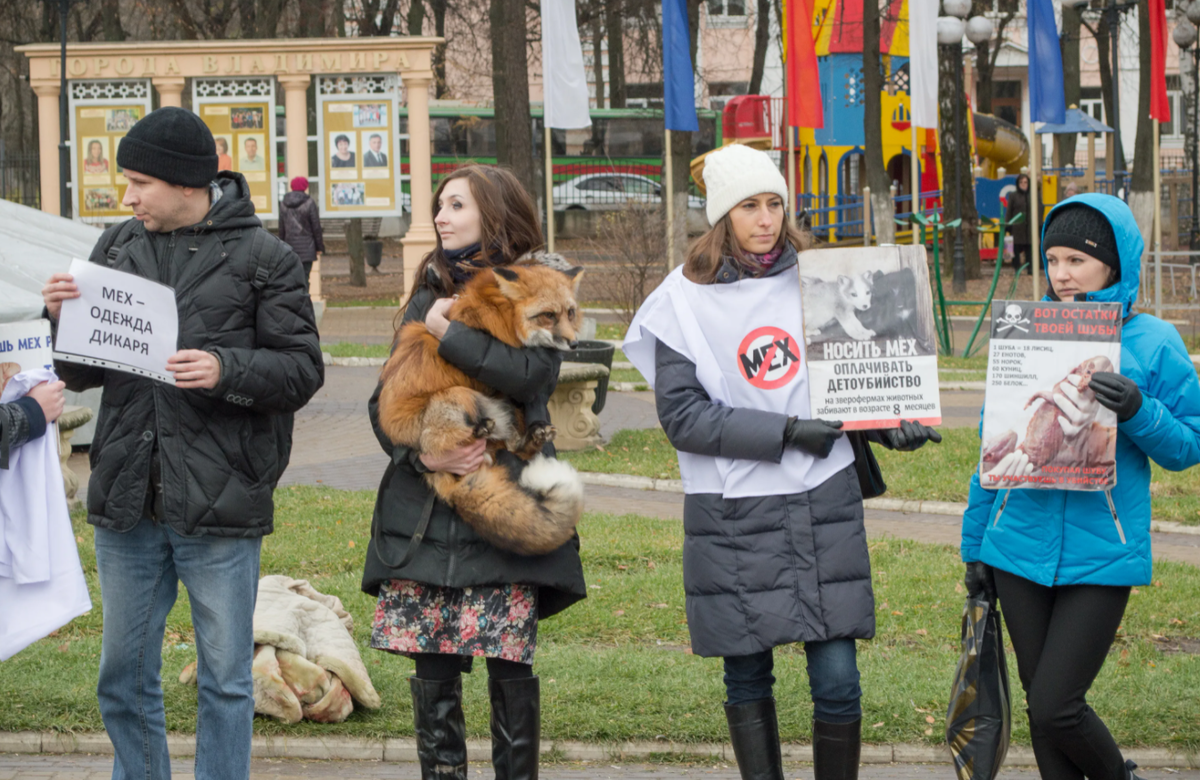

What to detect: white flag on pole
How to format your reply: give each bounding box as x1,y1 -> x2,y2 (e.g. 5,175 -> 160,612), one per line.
908,0 -> 938,128
541,0 -> 592,129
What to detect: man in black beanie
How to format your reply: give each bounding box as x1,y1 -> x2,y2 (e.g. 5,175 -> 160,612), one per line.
40,106 -> 324,780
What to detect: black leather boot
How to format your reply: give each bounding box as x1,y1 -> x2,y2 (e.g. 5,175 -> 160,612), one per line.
409,676 -> 468,780
812,718 -> 862,780
1125,759 -> 1148,779
489,676 -> 541,780
723,698 -> 784,780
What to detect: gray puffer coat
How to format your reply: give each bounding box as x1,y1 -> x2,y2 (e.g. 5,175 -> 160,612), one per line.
53,172 -> 324,538
653,247 -> 875,658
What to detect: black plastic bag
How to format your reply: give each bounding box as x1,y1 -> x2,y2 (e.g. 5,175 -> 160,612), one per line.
945,596 -> 1011,780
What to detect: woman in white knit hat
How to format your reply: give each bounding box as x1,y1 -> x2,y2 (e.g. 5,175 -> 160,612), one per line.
623,144 -> 939,780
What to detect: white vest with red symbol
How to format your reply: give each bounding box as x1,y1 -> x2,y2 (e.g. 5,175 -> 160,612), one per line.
624,266 -> 854,498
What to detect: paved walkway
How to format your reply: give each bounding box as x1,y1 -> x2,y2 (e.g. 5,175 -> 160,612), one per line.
1,754 -> 1196,780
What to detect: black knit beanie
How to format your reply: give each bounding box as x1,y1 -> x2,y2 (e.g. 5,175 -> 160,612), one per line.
116,107 -> 217,188
1042,203 -> 1120,278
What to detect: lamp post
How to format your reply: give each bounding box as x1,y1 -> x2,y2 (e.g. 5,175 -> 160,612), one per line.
938,0 -> 989,293
1176,7 -> 1200,245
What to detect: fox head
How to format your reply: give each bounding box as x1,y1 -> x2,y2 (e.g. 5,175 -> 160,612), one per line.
1073,355 -> 1114,390
837,271 -> 874,312
488,264 -> 585,351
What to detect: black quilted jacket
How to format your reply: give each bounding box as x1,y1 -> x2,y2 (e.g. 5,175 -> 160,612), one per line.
53,172 -> 324,537
278,191 -> 325,265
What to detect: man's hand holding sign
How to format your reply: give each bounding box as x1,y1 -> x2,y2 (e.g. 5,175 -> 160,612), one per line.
44,260 -> 214,388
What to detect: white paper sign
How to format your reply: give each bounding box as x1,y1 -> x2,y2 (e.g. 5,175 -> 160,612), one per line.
0,321 -> 54,397
800,245 -> 942,430
53,259 -> 179,384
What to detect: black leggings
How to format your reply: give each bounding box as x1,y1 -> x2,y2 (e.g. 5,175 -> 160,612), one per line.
993,568 -> 1131,780
411,652 -> 532,682
1013,244 -> 1032,272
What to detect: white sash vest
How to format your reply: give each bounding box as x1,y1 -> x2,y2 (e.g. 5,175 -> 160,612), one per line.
624,266 -> 854,498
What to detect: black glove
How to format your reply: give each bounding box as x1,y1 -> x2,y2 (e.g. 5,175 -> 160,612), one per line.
964,561 -> 996,602
1089,372 -> 1143,423
875,420 -> 943,452
784,417 -> 844,458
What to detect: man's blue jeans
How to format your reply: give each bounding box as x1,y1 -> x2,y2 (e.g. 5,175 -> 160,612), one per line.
723,639 -> 862,723
94,519 -> 261,780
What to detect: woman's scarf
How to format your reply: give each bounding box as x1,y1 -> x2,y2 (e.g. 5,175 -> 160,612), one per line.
444,243 -> 490,285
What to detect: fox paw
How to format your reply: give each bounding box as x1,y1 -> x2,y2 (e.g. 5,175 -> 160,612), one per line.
473,417 -> 496,439
528,423 -> 556,447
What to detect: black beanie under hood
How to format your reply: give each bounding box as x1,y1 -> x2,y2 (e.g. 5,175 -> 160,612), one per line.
116,106 -> 218,188
1041,203 -> 1121,279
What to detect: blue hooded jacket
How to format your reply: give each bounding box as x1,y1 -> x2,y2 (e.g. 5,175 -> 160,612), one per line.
961,193 -> 1200,586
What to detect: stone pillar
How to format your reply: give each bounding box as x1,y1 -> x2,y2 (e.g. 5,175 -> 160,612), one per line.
153,77 -> 186,108
278,74 -> 318,298
31,80 -> 61,216
400,71 -> 437,295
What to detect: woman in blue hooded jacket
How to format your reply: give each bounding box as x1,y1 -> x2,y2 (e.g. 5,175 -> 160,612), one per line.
960,193 -> 1200,780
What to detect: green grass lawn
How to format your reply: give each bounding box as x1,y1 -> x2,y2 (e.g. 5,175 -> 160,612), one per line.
560,428 -> 1200,525
2,491 -> 1197,749
322,341 -> 392,359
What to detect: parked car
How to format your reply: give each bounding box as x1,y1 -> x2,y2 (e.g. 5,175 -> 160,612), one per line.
551,173 -> 705,211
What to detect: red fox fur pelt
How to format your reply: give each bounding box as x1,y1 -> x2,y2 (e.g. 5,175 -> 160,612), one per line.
377,261 -> 586,556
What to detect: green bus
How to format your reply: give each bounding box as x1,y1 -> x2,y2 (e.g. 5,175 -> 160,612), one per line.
396,105 -> 721,205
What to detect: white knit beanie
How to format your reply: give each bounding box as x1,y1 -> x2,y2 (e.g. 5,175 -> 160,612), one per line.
702,143 -> 789,226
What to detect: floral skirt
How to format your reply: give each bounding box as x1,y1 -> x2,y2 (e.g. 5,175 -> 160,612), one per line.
370,579 -> 538,664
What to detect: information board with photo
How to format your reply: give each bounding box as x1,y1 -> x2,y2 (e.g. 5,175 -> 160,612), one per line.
799,244 -> 942,430
198,100 -> 274,217
72,103 -> 147,221
318,96 -> 399,217
980,300 -> 1123,491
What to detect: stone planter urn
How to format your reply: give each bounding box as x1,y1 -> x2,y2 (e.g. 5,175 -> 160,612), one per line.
547,362 -> 609,450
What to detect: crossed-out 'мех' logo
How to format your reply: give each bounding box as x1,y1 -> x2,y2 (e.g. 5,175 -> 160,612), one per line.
737,326 -> 801,389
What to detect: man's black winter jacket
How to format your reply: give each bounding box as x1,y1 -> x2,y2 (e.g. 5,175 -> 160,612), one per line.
54,172 -> 324,537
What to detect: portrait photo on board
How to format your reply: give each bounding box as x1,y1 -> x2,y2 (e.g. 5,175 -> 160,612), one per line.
330,132 -> 357,168
353,103 -> 387,128
362,132 -> 388,167
214,135 -> 233,171
231,107 -> 265,130
84,187 -> 119,211
82,137 -> 110,174
237,133 -> 266,171
332,182 -> 365,206
105,108 -> 141,132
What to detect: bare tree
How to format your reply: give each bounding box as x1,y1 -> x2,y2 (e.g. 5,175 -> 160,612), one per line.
589,205 -> 668,326
939,41 -> 981,284
1081,10 -> 1125,172
1127,0 -> 1154,249
971,0 -> 1018,115
490,0 -> 537,197
606,0 -> 626,107
1057,4 -> 1082,164
748,0 -> 770,95
863,0 -> 895,242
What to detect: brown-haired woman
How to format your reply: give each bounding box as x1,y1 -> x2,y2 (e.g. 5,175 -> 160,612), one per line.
362,165 -> 585,780
624,144 -> 939,780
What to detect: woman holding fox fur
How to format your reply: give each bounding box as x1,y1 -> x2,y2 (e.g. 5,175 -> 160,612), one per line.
624,144 -> 940,780
363,165 -> 586,780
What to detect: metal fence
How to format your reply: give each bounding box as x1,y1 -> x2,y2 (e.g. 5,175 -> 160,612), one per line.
0,151 -> 39,209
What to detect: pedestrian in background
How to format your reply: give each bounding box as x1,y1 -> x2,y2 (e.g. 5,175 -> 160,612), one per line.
623,144 -> 940,780
962,195 -> 1200,780
40,106 -> 323,780
1006,173 -> 1034,274
362,164 -> 585,780
278,175 -> 325,293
